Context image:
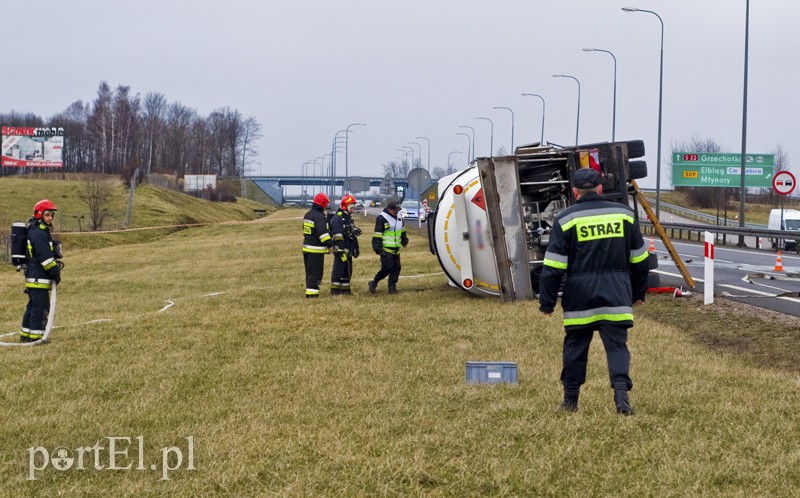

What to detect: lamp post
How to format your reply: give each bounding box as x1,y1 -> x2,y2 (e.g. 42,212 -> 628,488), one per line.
521,93 -> 546,145
345,122 -> 366,187
414,136 -> 430,172
447,151 -> 462,174
332,130 -> 347,196
407,141 -> 422,169
475,116 -> 494,157
402,145 -> 415,169
492,106 -> 515,152
737,0 -> 750,245
623,6 -> 664,219
458,125 -> 475,162
583,48 -> 617,142
553,74 -> 581,146
396,148 -> 410,167
456,132 -> 471,163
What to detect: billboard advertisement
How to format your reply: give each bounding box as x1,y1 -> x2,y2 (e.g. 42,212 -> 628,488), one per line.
1,126 -> 64,167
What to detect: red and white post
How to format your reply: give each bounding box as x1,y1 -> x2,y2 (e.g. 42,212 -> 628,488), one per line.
704,231 -> 714,305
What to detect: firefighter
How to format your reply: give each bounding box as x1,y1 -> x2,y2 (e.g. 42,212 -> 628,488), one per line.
368,198 -> 408,295
302,193 -> 332,298
330,194 -> 362,295
21,199 -> 62,343
538,168 -> 649,415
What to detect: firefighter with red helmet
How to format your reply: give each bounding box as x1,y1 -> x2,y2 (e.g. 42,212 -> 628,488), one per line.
302,193 -> 333,298
21,200 -> 63,342
330,194 -> 362,295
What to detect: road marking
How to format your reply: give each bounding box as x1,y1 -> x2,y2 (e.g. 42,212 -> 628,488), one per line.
719,284 -> 800,303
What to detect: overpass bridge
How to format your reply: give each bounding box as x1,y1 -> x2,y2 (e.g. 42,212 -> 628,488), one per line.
248,175 -> 410,205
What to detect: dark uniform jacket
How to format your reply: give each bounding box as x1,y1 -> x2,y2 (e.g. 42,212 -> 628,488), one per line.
25,217 -> 60,289
302,204 -> 332,253
330,209 -> 360,258
539,192 -> 649,330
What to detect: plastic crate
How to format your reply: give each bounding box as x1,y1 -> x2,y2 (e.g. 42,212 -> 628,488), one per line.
466,361 -> 518,384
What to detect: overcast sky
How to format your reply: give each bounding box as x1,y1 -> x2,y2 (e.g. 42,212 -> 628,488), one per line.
4,0 -> 798,192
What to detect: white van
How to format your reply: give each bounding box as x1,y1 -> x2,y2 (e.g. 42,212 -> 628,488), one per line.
768,208 -> 800,250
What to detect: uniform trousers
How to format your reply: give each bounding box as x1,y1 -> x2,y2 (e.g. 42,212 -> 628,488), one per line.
303,253 -> 325,297
561,322 -> 632,395
373,252 -> 401,287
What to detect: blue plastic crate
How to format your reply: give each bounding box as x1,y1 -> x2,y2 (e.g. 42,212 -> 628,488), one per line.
466,361 -> 518,384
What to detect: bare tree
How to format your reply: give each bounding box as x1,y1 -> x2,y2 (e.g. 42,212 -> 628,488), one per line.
80,175 -> 112,231
142,92 -> 167,174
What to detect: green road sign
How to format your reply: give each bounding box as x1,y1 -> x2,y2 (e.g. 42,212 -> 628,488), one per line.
672,152 -> 774,187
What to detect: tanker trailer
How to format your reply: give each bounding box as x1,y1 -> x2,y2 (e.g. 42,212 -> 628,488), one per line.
425,140 -> 649,301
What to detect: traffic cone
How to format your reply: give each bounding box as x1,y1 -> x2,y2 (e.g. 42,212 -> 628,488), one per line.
774,251 -> 784,272
648,235 -> 656,252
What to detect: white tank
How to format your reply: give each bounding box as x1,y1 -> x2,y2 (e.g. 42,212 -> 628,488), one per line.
430,167 -> 501,296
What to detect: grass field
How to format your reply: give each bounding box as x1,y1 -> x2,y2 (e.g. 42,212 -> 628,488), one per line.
1,194 -> 799,496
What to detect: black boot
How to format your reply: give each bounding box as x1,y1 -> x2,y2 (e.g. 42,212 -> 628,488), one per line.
368,280 -> 377,294
558,392 -> 579,412
388,284 -> 398,295
614,389 -> 634,416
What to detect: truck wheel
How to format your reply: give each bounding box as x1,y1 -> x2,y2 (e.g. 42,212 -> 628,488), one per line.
629,160 -> 648,180
627,140 -> 645,159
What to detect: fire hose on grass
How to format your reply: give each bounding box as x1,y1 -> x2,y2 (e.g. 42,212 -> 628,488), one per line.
0,284 -> 58,348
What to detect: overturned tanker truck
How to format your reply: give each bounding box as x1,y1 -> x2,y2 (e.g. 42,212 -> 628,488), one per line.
424,140 -> 664,301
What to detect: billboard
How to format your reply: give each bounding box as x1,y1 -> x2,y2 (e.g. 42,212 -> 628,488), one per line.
1,126 -> 64,167
184,174 -> 217,192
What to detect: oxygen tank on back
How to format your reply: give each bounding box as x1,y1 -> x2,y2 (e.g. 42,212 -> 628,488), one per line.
11,221 -> 28,270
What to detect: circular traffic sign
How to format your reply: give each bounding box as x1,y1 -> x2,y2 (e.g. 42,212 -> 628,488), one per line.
772,170 -> 796,195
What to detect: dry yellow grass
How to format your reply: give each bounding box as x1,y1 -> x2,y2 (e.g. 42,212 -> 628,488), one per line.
0,208 -> 798,496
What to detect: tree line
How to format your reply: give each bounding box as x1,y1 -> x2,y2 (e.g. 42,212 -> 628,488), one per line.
1,81 -> 262,181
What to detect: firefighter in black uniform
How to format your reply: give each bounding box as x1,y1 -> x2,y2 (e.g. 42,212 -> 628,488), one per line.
302,193 -> 332,298
330,194 -> 362,295
539,168 -> 649,415
21,199 -> 63,343
368,198 -> 408,295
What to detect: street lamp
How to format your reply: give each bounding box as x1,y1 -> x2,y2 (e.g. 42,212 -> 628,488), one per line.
583,48 -> 617,142
475,116 -> 494,157
447,151 -> 462,174
458,125 -> 475,161
396,148 -> 411,167
492,106 -> 515,152
553,74 -> 581,146
414,136 -> 431,173
623,6 -> 664,219
402,145 -> 415,168
456,132 -> 471,163
345,122 -> 366,186
521,93 -> 546,145
407,141 -> 422,169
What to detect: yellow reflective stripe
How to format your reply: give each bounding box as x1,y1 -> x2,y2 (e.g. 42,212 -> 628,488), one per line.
543,258 -> 567,270
302,245 -> 328,254
564,313 -> 633,326
319,233 -> 331,243
630,245 -> 649,264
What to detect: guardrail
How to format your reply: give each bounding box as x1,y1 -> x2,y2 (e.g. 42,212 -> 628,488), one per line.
643,221 -> 799,253
643,197 -> 764,228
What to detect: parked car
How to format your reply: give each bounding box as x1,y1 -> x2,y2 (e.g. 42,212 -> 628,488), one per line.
399,199 -> 426,222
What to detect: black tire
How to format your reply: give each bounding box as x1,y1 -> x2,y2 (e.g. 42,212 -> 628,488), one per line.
627,140 -> 645,159
647,271 -> 661,289
629,160 -> 647,180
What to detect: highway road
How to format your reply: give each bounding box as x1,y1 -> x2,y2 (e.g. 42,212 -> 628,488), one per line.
651,237 -> 800,318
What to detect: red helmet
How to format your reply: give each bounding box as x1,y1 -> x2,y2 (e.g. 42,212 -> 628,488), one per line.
33,199 -> 57,219
313,193 -> 330,208
340,194 -> 357,210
